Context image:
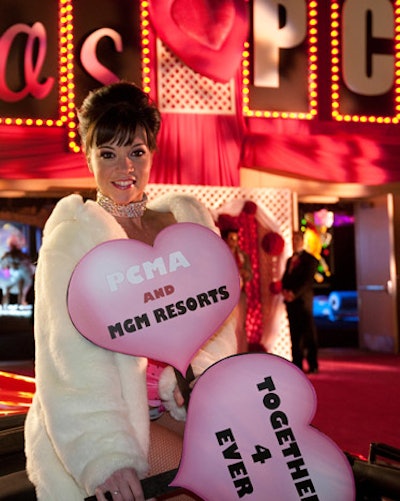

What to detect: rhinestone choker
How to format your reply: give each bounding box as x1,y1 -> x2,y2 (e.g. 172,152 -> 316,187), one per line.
96,191 -> 148,218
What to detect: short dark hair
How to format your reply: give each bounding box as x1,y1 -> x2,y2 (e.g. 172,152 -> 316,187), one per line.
221,228 -> 238,240
77,81 -> 161,154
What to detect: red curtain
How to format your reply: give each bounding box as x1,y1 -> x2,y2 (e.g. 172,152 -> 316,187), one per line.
150,112 -> 242,186
150,69 -> 245,186
0,126 -> 88,179
2,99 -> 400,187
241,118 -> 400,185
0,71 -> 245,187
2,97 -> 400,186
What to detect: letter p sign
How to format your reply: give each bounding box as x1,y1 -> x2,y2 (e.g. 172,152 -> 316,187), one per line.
253,0 -> 307,88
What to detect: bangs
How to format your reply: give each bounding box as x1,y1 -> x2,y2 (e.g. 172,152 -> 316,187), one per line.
95,117 -> 139,148
87,105 -> 155,150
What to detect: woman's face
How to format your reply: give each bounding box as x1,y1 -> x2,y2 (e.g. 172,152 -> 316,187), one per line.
225,231 -> 239,251
87,126 -> 153,204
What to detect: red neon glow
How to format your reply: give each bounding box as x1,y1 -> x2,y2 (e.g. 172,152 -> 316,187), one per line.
0,371 -> 35,417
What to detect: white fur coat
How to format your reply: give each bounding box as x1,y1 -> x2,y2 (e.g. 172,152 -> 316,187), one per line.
24,193 -> 237,500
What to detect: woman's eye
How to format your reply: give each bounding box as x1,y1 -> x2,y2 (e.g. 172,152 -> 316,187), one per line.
100,150 -> 114,159
131,148 -> 146,157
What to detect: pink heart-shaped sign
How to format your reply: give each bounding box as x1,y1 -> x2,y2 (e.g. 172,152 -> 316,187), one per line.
67,223 -> 240,373
172,354 -> 355,500
148,0 -> 249,82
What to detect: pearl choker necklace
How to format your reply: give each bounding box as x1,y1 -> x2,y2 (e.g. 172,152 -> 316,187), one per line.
96,191 -> 148,218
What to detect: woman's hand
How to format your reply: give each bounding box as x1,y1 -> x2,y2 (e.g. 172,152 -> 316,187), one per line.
173,374 -> 199,408
95,467 -> 145,501
282,289 -> 295,302
173,385 -> 185,407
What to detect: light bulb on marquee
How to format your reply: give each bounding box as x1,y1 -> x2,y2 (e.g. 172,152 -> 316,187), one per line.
243,0 -> 318,120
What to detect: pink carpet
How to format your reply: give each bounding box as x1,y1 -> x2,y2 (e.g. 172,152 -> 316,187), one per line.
309,348 -> 400,460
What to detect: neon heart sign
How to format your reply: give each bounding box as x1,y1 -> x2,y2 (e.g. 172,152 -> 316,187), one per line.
148,0 -> 248,82
67,223 -> 240,373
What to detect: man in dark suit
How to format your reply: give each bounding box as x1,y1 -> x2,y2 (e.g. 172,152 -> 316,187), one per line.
282,231 -> 319,373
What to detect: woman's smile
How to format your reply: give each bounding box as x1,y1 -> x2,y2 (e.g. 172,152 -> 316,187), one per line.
112,178 -> 136,190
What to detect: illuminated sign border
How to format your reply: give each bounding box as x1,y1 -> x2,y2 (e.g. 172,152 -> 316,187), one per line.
141,0 -> 153,96
331,0 -> 400,125
243,0 -> 319,121
0,0 -> 151,154
62,0 -> 78,152
0,0 -> 75,133
68,0 -> 151,152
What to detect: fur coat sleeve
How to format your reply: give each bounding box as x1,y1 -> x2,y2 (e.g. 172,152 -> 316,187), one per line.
25,195 -> 150,498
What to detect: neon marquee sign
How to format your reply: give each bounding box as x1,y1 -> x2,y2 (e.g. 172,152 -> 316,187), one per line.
0,0 -> 75,143
0,0 -> 143,152
0,0 -> 400,154
245,0 -> 400,124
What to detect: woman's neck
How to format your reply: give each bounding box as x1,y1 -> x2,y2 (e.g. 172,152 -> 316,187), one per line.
96,190 -> 148,218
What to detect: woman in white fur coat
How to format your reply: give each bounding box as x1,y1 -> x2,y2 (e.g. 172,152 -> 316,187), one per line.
24,82 -> 237,501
